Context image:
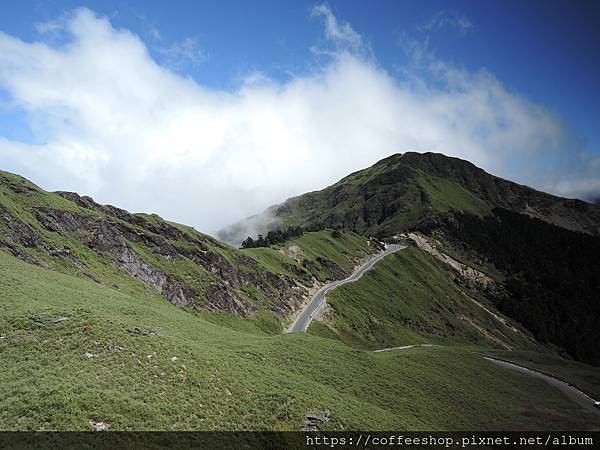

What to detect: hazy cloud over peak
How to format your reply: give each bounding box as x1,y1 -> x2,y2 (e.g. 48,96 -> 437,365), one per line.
0,6 -> 596,235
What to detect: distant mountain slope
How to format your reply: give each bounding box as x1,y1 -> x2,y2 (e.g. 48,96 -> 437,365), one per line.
421,208 -> 600,366
3,160 -> 600,366
219,152 -> 600,244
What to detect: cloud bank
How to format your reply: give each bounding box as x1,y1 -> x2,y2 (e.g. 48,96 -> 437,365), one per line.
0,6 -> 596,235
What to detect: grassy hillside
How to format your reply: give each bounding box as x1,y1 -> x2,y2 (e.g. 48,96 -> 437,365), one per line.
217,153 -> 600,368
487,350 -> 600,400
309,245 -> 538,352
1,249 -> 598,431
241,229 -> 372,282
2,166 -> 599,431
218,152 -> 600,245
0,170 -> 379,328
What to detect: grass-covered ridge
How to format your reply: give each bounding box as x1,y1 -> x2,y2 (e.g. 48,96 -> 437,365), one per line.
0,170 -> 378,328
1,249 -> 598,431
217,153 -> 498,244
219,151 -> 600,245
309,245 -> 538,352
270,167 -> 492,239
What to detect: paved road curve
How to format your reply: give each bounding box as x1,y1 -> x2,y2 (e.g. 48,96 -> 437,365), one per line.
372,348 -> 600,414
482,355 -> 600,414
287,244 -> 405,333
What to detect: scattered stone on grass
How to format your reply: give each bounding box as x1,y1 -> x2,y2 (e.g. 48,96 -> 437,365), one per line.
52,317 -> 70,324
128,327 -> 157,336
300,420 -> 318,432
300,410 -> 331,431
89,419 -> 109,431
87,346 -> 124,358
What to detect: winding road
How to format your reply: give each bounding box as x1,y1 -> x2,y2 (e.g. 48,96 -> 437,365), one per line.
287,243 -> 405,333
372,347 -> 600,414
286,241 -> 600,415
481,355 -> 600,414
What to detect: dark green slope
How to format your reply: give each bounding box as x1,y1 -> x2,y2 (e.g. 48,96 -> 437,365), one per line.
421,208 -> 600,366
219,152 -> 600,243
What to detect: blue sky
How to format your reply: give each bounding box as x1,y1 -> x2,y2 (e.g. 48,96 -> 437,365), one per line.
2,0 -> 598,141
0,1 -> 599,231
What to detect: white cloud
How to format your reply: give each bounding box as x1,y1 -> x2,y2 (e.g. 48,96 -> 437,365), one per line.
35,20 -> 64,35
0,6 -> 596,235
553,178 -> 600,201
310,3 -> 371,58
157,36 -> 208,69
420,11 -> 474,35
544,153 -> 600,201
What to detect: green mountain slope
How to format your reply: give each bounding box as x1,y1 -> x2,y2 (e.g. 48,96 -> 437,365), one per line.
1,248 -> 597,431
219,152 -> 600,244
218,152 -> 600,367
0,170 -> 379,327
310,244 -> 540,353
422,208 -> 600,366
2,165 -> 600,431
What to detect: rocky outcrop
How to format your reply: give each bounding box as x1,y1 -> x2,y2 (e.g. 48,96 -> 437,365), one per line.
0,184 -> 308,318
35,207 -> 197,307
0,205 -> 42,250
205,284 -> 252,315
315,257 -> 348,280
408,232 -> 495,291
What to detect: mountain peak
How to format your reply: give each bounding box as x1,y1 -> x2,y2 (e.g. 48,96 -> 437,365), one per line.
219,152 -> 600,244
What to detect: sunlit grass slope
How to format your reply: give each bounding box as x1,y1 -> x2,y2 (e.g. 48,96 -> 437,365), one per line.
310,245 -> 537,352
1,250 -> 597,431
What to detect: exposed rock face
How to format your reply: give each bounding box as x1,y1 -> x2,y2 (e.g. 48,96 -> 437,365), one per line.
205,284 -> 251,315
0,205 -> 50,267
408,232 -> 494,291
315,257 -> 348,280
0,181 -> 307,317
36,206 -> 197,307
0,205 -> 42,250
163,279 -> 196,308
